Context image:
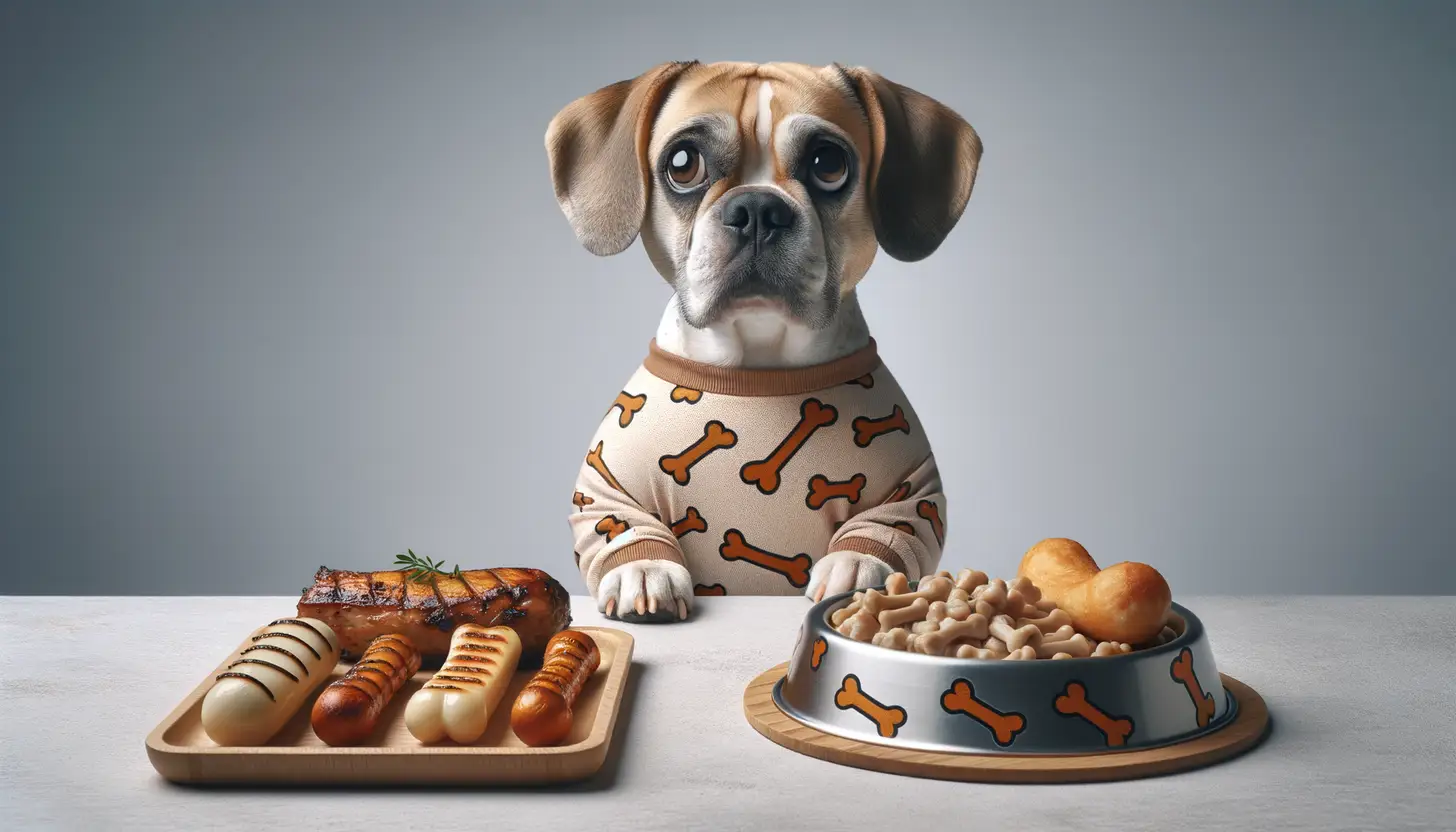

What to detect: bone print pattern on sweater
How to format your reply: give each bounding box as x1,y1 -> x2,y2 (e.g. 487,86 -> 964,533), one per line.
571,339 -> 946,597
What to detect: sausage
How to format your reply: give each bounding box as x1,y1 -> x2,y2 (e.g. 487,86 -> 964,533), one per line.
200,618 -> 341,746
310,633 -> 421,746
510,630 -> 601,747
404,624 -> 521,744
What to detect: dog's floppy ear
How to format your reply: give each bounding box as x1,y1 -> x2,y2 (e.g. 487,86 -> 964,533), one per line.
546,61 -> 698,256
837,65 -> 983,262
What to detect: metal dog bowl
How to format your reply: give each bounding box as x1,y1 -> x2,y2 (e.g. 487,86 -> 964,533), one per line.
779,590 -> 1235,755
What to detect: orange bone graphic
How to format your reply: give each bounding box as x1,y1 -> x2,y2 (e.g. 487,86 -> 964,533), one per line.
835,674 -> 906,738
659,421 -> 738,486
594,515 -> 629,542
1055,681 -> 1134,747
811,637 -> 828,670
692,583 -> 726,596
806,473 -> 867,510
740,398 -> 837,494
719,529 -> 813,588
670,385 -> 703,404
890,521 -> 917,536
1171,647 -> 1216,727
852,405 -> 910,447
846,374 -> 874,388
585,441 -> 627,494
917,500 -> 945,546
940,679 -> 1026,747
609,391 -> 646,427
572,491 -> 594,510
670,506 -> 707,538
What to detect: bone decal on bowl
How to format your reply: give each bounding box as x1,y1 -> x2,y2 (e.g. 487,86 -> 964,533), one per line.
719,529 -> 813,588
852,404 -> 910,447
835,674 -> 906,738
669,506 -> 707,538
670,385 -> 702,404
609,390 -> 646,427
806,473 -> 867,510
810,637 -> 828,670
740,398 -> 838,494
939,679 -> 1026,747
1054,681 -> 1134,747
1171,647 -> 1216,727
658,420 -> 738,486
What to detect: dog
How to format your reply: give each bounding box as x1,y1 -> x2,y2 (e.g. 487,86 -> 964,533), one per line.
548,61 -> 981,622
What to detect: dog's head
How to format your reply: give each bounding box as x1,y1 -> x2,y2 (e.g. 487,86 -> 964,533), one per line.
546,61 -> 982,330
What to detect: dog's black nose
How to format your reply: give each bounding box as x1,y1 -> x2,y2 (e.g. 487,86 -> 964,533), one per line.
721,190 -> 795,247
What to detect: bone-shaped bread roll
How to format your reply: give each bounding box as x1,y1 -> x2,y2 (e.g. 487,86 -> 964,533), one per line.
1017,538 -> 1172,645
200,617 -> 341,746
405,624 -> 522,744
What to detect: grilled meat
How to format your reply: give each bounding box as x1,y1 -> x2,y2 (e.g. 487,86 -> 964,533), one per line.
297,567 -> 570,662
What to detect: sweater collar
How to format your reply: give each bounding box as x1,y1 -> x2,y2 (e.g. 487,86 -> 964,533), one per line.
643,338 -> 880,397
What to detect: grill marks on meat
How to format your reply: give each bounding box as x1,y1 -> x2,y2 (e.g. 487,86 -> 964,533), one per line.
298,566 -> 571,660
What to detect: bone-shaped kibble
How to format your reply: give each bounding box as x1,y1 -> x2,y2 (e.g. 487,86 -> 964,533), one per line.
940,679 -> 1026,746
878,597 -> 930,631
915,614 -> 990,655
884,572 -> 910,595
838,609 -> 879,642
1004,645 -> 1038,660
1035,633 -> 1093,659
1017,607 -> 1073,634
670,506 -> 707,538
830,604 -> 860,628
585,441 -> 627,494
911,619 -> 940,635
990,614 -> 1043,652
954,644 -> 1000,659
740,398 -> 837,494
1051,652 -> 1073,660
720,529 -> 812,588
1008,575 -> 1042,605
982,636 -> 1007,655
1055,682 -> 1135,747
872,627 -> 917,651
852,404 -> 911,447
1037,624 -> 1077,643
659,420 -> 738,486
594,515 -> 628,541
806,473 -> 868,510
861,577 -> 953,616
955,569 -> 989,593
610,390 -> 646,427
916,500 -> 945,546
1092,640 -> 1131,657
669,385 -> 702,404
1171,647 -> 1216,727
835,675 -> 906,738
810,637 -> 828,670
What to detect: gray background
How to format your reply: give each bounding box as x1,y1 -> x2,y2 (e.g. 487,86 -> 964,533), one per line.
3,0 -> 1453,596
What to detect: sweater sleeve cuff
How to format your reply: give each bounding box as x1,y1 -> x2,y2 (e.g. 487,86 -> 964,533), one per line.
585,538 -> 686,594
829,536 -> 909,576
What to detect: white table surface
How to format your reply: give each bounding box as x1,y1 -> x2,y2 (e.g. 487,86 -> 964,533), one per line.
2,595 -> 1453,831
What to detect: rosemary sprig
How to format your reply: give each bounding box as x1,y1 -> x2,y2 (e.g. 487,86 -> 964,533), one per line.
393,549 -> 463,584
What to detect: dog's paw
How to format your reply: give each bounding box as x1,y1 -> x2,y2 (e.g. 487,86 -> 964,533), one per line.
805,551 -> 894,603
597,559 -> 694,623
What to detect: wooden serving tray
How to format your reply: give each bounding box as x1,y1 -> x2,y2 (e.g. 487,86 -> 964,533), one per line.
744,662 -> 1269,784
146,625 -> 634,785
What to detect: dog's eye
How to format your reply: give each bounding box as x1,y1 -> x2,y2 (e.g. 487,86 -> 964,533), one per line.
666,144 -> 707,192
808,142 -> 849,192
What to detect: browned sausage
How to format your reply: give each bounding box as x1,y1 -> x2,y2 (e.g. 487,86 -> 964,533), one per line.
509,630 -> 601,747
310,633 -> 420,746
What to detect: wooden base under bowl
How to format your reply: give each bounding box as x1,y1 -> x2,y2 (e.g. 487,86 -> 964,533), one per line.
744,662 -> 1269,784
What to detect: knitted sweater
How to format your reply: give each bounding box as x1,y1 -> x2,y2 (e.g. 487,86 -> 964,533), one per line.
570,339 -> 946,597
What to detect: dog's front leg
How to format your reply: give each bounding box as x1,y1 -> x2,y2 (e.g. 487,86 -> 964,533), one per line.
805,453 -> 947,602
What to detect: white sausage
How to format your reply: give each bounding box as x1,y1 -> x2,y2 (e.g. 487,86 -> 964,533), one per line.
200,617 -> 341,746
405,624 -> 521,744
